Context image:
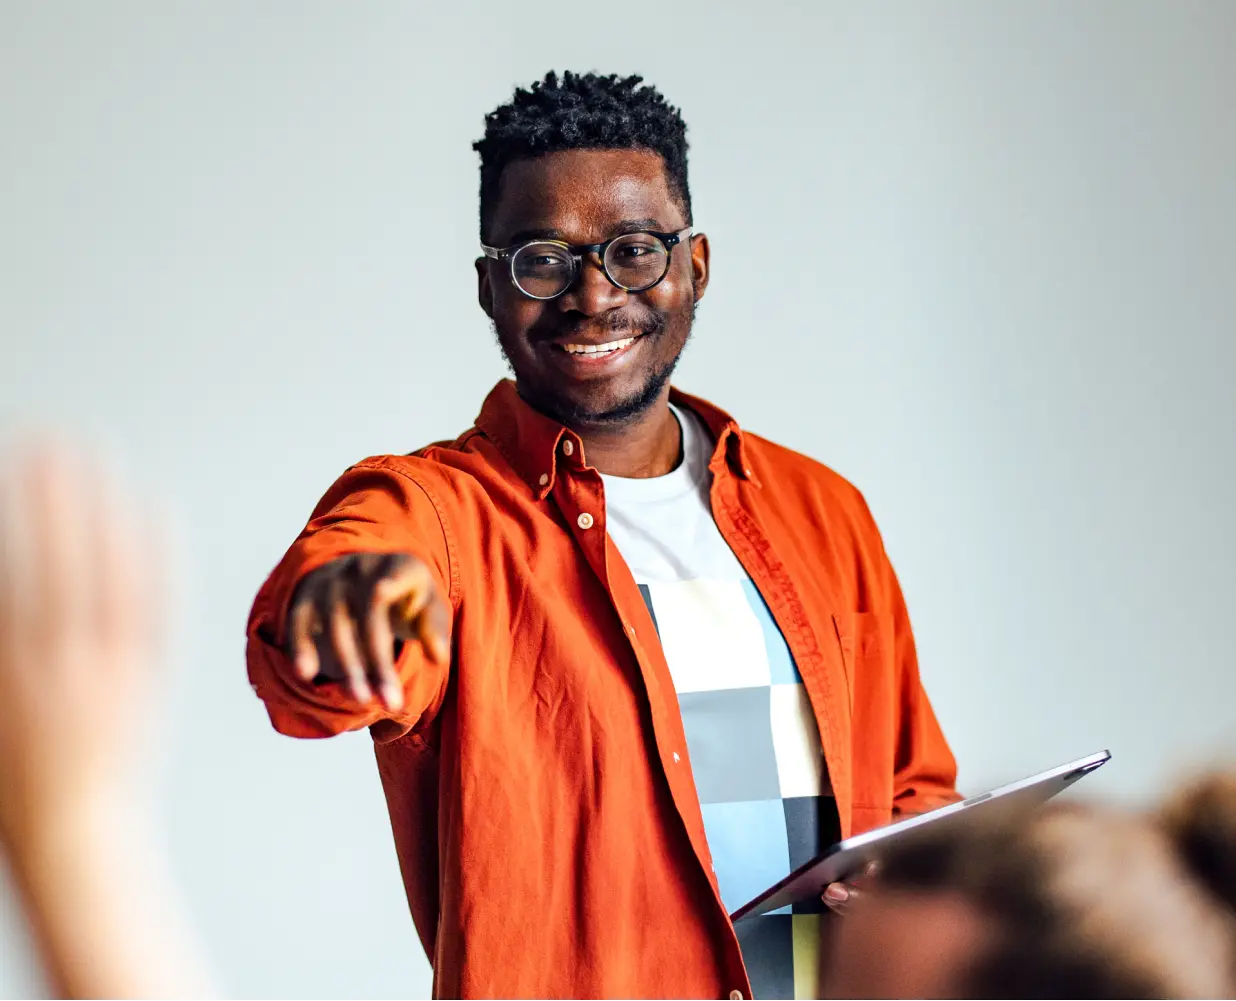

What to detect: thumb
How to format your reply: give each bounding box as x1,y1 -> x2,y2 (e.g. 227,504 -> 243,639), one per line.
385,561 -> 435,639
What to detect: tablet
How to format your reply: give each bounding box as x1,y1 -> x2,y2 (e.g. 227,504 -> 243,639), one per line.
730,749 -> 1111,921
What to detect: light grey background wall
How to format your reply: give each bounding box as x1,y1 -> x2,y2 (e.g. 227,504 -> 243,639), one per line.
2,1 -> 1234,997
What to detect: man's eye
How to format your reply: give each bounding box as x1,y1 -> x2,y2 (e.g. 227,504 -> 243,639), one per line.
614,244 -> 654,259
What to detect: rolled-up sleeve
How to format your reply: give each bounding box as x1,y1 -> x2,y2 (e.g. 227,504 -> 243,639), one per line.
246,456 -> 455,741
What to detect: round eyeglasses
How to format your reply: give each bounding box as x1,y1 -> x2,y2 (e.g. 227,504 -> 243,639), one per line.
481,227 -> 693,301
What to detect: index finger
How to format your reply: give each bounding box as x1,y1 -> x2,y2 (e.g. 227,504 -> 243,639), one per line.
365,575 -> 409,711
288,598 -> 321,681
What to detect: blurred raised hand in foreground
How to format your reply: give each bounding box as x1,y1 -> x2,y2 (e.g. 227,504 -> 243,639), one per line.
0,443 -> 212,1000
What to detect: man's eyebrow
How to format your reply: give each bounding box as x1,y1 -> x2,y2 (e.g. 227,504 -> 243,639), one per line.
502,227 -> 566,244
498,219 -> 667,246
611,218 -> 664,236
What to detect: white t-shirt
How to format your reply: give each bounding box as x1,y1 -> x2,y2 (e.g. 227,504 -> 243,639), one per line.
600,405 -> 835,1001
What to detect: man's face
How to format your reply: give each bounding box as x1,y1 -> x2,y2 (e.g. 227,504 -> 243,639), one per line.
477,148 -> 709,428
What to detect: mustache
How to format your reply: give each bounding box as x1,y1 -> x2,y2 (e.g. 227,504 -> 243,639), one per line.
531,307 -> 668,343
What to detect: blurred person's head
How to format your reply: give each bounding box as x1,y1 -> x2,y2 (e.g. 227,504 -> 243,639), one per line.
822,772 -> 1236,998
472,71 -> 708,430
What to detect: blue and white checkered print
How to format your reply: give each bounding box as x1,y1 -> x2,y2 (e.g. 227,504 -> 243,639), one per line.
640,578 -> 835,1000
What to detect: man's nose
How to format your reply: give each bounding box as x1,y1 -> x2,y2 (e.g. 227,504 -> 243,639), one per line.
556,254 -> 627,315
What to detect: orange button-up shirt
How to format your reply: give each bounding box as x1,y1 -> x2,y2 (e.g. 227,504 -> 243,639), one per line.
247,380 -> 958,1000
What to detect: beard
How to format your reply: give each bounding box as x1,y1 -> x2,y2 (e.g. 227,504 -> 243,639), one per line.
494,301 -> 695,429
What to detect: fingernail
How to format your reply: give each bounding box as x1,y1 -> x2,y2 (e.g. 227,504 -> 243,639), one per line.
825,885 -> 849,903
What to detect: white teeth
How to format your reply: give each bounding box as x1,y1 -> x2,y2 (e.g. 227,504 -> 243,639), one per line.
561,337 -> 636,356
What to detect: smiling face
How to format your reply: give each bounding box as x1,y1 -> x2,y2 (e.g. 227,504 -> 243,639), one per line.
476,148 -> 709,429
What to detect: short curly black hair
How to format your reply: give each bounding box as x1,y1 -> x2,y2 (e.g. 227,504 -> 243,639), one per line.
473,70 -> 691,240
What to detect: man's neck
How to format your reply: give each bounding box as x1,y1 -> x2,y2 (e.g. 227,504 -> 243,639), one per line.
571,396 -> 682,479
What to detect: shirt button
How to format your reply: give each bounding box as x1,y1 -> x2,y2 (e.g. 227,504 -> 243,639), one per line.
538,473 -> 549,486
577,512 -> 594,530
562,439 -> 574,456
729,991 -> 744,1000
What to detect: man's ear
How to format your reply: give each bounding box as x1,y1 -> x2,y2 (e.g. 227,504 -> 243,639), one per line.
689,233 -> 710,302
476,258 -> 496,319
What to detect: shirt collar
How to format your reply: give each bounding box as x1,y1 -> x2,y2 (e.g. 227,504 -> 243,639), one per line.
473,380 -> 761,499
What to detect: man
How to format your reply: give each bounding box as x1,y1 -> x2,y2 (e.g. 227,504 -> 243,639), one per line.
247,71 -> 958,1000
